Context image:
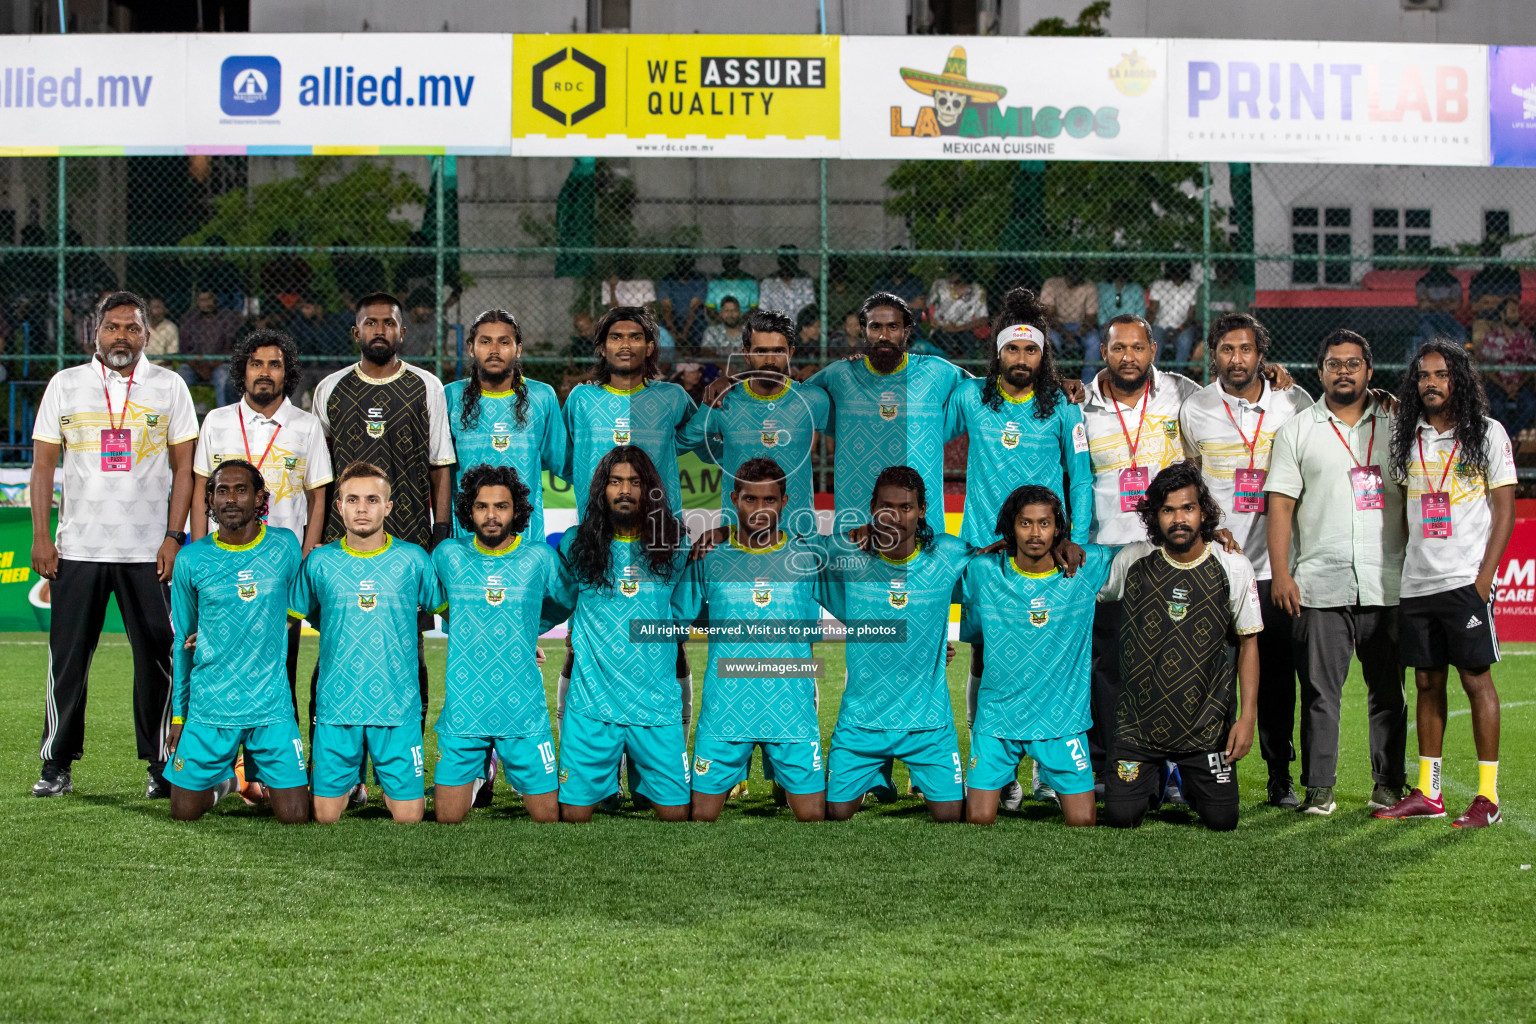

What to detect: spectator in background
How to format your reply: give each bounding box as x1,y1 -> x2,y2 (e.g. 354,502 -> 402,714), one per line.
145,297 -> 179,365
656,254 -> 708,353
927,258 -> 989,358
401,287 -> 440,359
825,255 -> 863,326
1204,258 -> 1253,318
701,295 -> 745,366
670,361 -> 710,404
1039,259 -> 1099,383
872,246 -> 928,322
707,247 -> 758,316
833,310 -> 863,354
795,306 -> 825,371
1091,257 -> 1147,377
330,238 -> 385,310
1475,297 -> 1536,438
759,245 -> 815,320
64,228 -> 116,304
259,228 -> 312,311
195,236 -> 247,313
288,292 -> 352,373
179,289 -> 242,407
1148,260 -> 1200,369
601,254 -> 658,309
1412,265 -> 1468,347
1469,241 -> 1521,323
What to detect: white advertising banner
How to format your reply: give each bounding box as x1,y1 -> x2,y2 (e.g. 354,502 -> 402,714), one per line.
0,33 -> 511,154
839,35 -> 1169,161
1168,39 -> 1488,165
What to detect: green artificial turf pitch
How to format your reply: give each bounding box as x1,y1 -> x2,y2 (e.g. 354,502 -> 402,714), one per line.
0,634 -> 1532,1023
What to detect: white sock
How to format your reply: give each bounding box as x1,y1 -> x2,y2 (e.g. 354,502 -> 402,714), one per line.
556,673 -> 570,725
965,672 -> 981,728
679,673 -> 693,730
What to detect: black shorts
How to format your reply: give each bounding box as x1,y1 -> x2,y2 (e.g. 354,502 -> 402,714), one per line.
1102,746 -> 1239,830
1398,584 -> 1499,670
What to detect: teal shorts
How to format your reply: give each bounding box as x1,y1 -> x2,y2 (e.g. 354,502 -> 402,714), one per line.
691,731 -> 824,796
434,727 -> 559,795
168,718 -> 307,793
557,711 -> 690,808
826,720 -> 963,804
967,730 -> 1094,795
312,722 -> 425,801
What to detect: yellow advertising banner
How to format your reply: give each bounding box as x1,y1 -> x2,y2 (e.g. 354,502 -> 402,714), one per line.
511,34 -> 839,156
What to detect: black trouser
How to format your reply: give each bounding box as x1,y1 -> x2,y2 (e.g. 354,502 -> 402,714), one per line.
1101,747 -> 1240,832
1087,600 -> 1123,774
1254,579 -> 1298,777
40,559 -> 173,765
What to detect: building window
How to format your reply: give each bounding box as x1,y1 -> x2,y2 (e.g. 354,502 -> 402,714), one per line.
1293,206 -> 1353,285
1372,208 -> 1432,260
590,0 -> 630,31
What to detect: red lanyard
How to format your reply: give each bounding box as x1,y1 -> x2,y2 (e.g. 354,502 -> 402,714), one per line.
1112,384 -> 1152,468
99,360 -> 135,431
1329,417 -> 1375,469
1417,434 -> 1459,492
239,410 -> 281,469
1222,399 -> 1266,469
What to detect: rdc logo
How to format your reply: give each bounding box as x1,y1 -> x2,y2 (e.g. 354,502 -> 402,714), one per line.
221,56 -> 282,117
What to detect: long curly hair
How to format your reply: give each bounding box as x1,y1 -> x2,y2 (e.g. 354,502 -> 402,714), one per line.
994,484 -> 1067,554
567,446 -> 685,590
458,309 -> 530,432
205,459 -> 270,524
228,329 -> 302,400
1137,462 -> 1223,545
453,463 -> 533,536
591,305 -> 661,385
1390,338 -> 1491,483
982,287 -> 1063,420
868,464 -> 935,551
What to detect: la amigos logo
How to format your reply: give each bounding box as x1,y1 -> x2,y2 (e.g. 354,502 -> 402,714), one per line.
889,46 -> 1149,141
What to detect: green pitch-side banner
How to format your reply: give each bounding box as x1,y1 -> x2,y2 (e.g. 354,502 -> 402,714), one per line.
0,508 -> 127,633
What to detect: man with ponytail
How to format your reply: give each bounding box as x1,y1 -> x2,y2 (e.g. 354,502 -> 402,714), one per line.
943,288 -> 1093,805
445,309 -> 568,544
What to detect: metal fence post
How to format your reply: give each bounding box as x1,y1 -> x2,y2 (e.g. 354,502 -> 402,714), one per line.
433,155 -> 446,381
818,158 -> 829,363
55,156 -> 66,377
1200,160 -> 1211,385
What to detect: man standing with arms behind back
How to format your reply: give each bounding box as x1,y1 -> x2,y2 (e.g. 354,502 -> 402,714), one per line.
30,290 -> 199,798
1266,329 -> 1409,816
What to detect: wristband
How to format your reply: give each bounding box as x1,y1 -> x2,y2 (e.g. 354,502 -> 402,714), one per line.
171,716 -> 184,726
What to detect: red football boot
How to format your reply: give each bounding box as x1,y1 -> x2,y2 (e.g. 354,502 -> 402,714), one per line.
1451,795 -> 1502,829
1372,788 -> 1446,819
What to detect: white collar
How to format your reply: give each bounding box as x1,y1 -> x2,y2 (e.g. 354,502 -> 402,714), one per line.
1086,368 -> 1162,411
240,396 -> 292,425
1217,378 -> 1271,411
93,353 -> 145,381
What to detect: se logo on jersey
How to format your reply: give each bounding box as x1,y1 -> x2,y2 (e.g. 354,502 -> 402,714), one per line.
357,579 -> 378,612
761,419 -> 780,448
366,406 -> 386,439
752,578 -> 773,607
879,391 -> 899,422
1168,585 -> 1189,622
888,579 -> 908,609
236,568 -> 258,602
613,416 -> 631,446
1029,596 -> 1049,628
619,565 -> 641,598
1001,421 -> 1021,450
485,574 -> 507,606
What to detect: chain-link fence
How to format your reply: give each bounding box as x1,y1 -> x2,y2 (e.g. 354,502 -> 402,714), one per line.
2,153 -> 1533,470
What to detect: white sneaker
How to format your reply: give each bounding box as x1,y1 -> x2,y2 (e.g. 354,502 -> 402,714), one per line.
1031,761 -> 1056,803
1000,779 -> 1025,811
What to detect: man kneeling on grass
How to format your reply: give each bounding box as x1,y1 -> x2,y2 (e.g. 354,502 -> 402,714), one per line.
167,461 -> 308,824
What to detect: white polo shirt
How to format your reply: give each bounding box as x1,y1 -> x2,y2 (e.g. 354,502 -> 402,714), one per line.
1400,416 -> 1517,599
1179,379 -> 1315,580
33,353 -> 199,562
1080,368 -> 1201,545
193,397 -> 335,543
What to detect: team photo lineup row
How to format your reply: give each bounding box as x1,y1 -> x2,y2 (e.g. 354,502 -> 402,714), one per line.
27,284 -> 1512,830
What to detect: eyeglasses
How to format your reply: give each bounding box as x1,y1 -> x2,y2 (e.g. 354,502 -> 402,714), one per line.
1323,358 -> 1366,373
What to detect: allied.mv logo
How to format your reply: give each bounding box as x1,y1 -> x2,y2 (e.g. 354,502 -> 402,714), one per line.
221,56 -> 282,117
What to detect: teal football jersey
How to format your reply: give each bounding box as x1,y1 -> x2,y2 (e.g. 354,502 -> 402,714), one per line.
552,531 -> 691,727
444,377 -> 567,543
944,378 -> 1094,548
171,525 -> 302,729
288,535 -> 446,727
680,380 -> 829,535
806,353 -> 966,536
670,530 -> 827,742
959,544 -> 1116,740
561,380 -> 704,518
433,535 -> 562,738
819,532 -> 971,732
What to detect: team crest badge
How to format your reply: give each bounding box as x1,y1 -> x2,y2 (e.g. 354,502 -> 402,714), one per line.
693,757 -> 712,775
1117,760 -> 1140,782
967,754 -> 977,770
619,566 -> 641,598
145,413 -> 159,427
283,455 -> 297,469
358,593 -> 377,611
752,578 -> 773,607
491,434 -> 511,452
878,390 -> 899,422
1162,419 -> 1178,439
1168,585 -> 1189,622
1029,608 -> 1049,628
1001,421 -> 1020,450
888,580 -> 908,609
558,769 -> 569,784
173,757 -> 184,772
237,582 -> 258,602
613,416 -> 631,446
761,419 -> 780,447
485,586 -> 506,606
366,420 -> 386,439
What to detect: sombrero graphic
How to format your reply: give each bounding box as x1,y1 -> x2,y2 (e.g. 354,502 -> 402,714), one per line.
899,46 -> 1007,103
